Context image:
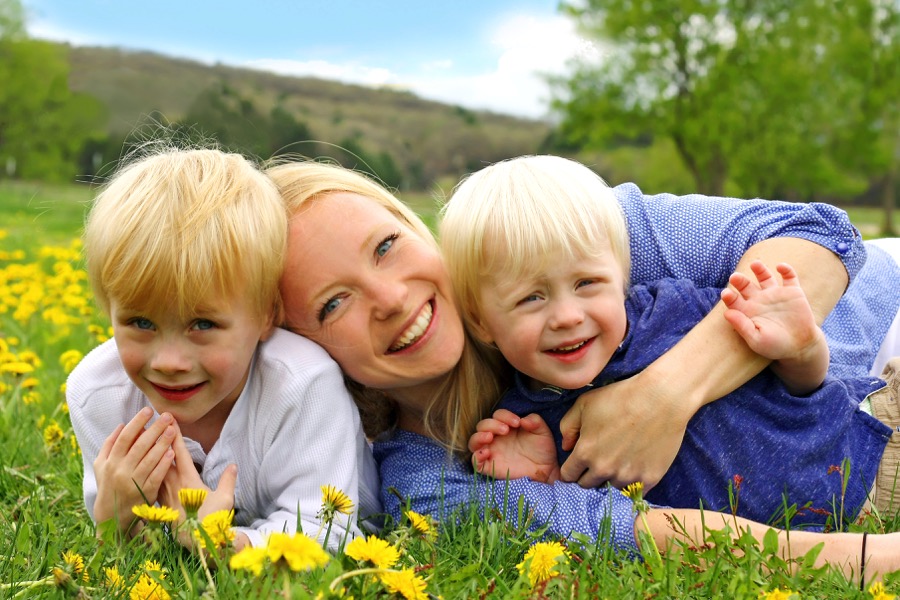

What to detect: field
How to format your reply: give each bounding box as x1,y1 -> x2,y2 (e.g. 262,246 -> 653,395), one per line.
1,179 -> 898,598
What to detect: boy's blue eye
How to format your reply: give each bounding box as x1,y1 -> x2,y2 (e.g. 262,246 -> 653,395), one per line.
193,319 -> 215,331
376,233 -> 398,258
132,317 -> 154,330
318,296 -> 342,321
518,294 -> 541,305
576,279 -> 594,289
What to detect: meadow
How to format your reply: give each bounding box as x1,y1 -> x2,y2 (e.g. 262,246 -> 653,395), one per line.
1,179 -> 898,599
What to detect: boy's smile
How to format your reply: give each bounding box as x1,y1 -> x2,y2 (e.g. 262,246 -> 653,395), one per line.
473,241 -> 628,390
110,292 -> 273,437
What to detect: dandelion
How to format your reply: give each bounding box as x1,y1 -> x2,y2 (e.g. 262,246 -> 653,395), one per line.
405,510 -> 437,541
20,376 -> 38,388
229,546 -> 269,576
379,567 -> 429,600
178,488 -> 207,518
194,509 -> 235,550
133,504 -> 180,524
266,531 -> 331,572
43,421 -> 65,447
870,581 -> 897,600
105,566 -> 125,589
623,481 -> 661,565
517,541 -> 568,587
345,535 -> 400,568
319,484 -> 354,519
129,572 -> 170,600
22,390 -> 39,404
0,361 -> 33,375
141,559 -> 165,574
61,550 -> 88,582
59,349 -> 83,373
759,588 -> 797,600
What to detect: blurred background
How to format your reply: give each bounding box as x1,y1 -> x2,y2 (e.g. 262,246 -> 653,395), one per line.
1,0 -> 898,234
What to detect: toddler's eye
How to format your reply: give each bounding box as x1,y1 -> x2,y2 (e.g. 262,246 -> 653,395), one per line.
193,319 -> 216,331
576,279 -> 595,289
131,317 -> 154,330
517,293 -> 541,305
318,296 -> 343,322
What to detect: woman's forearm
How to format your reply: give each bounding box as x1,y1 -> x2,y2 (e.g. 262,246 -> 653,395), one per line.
646,236 -> 847,412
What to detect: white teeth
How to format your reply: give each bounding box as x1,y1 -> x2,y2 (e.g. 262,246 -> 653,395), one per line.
390,303 -> 433,352
553,340 -> 586,352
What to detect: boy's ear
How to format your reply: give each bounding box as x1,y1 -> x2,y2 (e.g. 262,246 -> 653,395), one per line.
259,312 -> 277,341
466,316 -> 494,345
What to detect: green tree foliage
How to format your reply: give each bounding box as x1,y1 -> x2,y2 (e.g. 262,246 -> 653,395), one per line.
0,0 -> 106,182
553,0 -> 898,202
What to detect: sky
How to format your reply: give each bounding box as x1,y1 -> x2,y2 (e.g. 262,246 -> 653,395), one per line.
20,0 -> 601,120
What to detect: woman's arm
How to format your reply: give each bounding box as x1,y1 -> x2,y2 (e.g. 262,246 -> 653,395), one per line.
559,230 -> 852,488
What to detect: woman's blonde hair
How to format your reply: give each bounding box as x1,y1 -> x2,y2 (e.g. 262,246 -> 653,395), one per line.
440,155 -> 631,332
267,158 -> 509,452
84,146 -> 286,324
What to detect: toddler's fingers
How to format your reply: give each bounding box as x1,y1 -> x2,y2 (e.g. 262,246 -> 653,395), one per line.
109,407 -> 155,458
491,409 -> 521,428
749,260 -> 777,288
468,431 -> 495,453
777,263 -> 801,287
519,413 -> 551,434
476,418 -> 509,435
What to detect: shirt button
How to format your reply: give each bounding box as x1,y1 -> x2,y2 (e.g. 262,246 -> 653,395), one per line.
836,242 -> 850,254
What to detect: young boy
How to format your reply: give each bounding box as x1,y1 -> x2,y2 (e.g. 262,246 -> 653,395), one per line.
67,146 -> 381,551
440,154 -> 900,527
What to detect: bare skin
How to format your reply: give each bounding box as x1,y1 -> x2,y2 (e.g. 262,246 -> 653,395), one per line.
558,237 -> 848,489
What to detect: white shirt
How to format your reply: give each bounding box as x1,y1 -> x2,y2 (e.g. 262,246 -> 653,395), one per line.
67,328 -> 382,549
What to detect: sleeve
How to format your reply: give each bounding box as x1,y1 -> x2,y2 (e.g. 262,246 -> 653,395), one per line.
614,182 -> 865,289
377,434 -> 640,557
233,356 -> 375,551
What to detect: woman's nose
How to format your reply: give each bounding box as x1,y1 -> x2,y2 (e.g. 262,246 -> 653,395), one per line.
370,277 -> 408,320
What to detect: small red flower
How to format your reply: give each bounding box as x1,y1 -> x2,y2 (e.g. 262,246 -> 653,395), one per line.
732,474 -> 744,490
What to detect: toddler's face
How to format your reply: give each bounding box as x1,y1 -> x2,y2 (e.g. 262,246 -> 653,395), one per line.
110,291 -> 272,432
473,241 -> 628,390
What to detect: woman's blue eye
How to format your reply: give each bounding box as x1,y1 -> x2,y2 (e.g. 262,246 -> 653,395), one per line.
376,233 -> 398,258
193,319 -> 215,331
318,297 -> 342,321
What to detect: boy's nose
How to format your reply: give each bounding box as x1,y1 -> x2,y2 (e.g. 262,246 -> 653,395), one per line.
549,298 -> 584,330
150,341 -> 192,374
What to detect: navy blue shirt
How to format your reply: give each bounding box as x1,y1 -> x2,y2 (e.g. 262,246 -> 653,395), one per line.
499,279 -> 891,527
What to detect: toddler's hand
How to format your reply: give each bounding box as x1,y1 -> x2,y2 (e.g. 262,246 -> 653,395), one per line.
469,409 -> 560,483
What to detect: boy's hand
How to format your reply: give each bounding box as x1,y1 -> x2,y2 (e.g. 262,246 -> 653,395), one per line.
468,409 -> 561,483
93,408 -> 176,536
157,423 -> 238,550
721,260 -> 828,394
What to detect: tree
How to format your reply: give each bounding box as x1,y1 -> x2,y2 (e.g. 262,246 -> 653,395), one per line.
552,0 -> 873,198
0,0 -> 106,182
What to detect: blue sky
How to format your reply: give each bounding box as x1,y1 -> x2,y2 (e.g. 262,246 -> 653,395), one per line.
21,0 -> 597,119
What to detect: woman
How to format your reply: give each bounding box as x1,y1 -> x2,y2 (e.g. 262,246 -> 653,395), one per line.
268,158 -> 900,582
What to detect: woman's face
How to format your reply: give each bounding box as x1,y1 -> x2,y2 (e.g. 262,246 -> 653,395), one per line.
280,192 -> 465,394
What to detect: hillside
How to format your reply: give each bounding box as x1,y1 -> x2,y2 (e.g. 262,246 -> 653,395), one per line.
65,45 -> 553,190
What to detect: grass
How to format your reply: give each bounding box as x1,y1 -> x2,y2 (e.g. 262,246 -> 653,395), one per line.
1,180 -> 898,598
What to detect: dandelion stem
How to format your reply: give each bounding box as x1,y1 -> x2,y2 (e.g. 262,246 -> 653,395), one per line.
329,567 -> 400,591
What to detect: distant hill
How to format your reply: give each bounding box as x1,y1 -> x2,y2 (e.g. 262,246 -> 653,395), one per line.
65,45 -> 553,190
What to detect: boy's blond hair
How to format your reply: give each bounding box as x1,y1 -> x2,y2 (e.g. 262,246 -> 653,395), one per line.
440,154 -> 631,332
84,146 -> 286,324
267,159 -> 509,454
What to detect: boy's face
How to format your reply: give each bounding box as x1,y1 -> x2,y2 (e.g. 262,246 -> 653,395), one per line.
110,291 -> 273,430
473,241 -> 628,390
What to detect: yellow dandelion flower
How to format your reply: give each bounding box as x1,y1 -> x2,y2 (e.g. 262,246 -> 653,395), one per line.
6,337 -> 19,347
265,532 -> 331,572
59,382 -> 67,395
20,376 -> 38,388
623,481 -> 644,500
43,421 -> 65,447
178,488 -> 207,517
1,361 -> 33,375
869,581 -> 897,600
759,588 -> 798,600
17,350 -> 40,366
379,568 -> 429,600
346,535 -> 400,568
52,566 -> 73,589
59,349 -> 83,374
229,546 -> 269,576
22,390 -> 40,404
194,509 -> 235,550
61,400 -> 69,414
62,550 -> 87,582
517,541 -> 569,587
129,572 -> 170,600
141,559 -> 165,574
0,382 -> 7,394
406,510 -> 437,541
105,566 -> 125,589
132,504 -> 180,524
319,484 -> 354,518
